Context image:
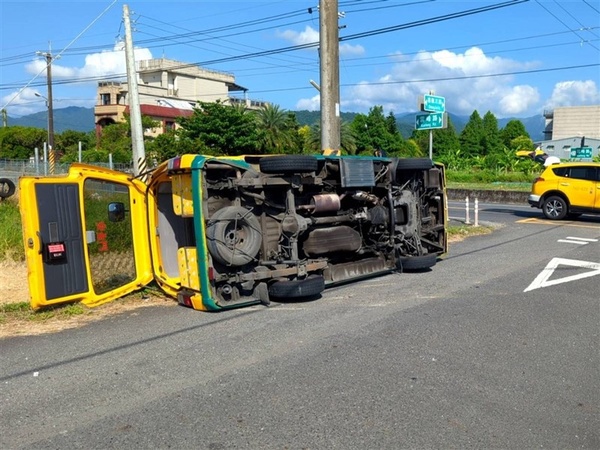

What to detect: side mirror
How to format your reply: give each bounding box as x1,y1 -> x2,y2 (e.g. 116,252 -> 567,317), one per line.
108,202 -> 127,222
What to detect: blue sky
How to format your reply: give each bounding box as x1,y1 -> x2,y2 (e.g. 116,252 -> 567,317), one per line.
1,0 -> 599,121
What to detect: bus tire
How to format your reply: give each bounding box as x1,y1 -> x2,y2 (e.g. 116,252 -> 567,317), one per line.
259,155 -> 318,174
395,158 -> 433,171
398,253 -> 437,271
206,206 -> 262,266
269,275 -> 325,299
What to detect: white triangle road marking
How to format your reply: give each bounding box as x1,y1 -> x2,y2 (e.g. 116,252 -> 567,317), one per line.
524,257 -> 600,292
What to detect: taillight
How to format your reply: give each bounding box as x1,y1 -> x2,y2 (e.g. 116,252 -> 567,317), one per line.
168,156 -> 182,171
533,177 -> 544,184
177,292 -> 193,308
208,266 -> 215,281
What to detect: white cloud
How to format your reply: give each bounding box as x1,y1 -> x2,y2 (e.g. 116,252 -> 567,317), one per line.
338,46 -> 544,117
25,42 -> 152,81
278,25 -> 364,56
3,43 -> 154,116
278,26 -> 319,46
1,87 -> 47,117
296,94 -> 320,111
545,80 -> 600,109
499,85 -> 540,115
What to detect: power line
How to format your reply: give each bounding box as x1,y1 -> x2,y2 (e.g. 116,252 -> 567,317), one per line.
535,0 -> 599,51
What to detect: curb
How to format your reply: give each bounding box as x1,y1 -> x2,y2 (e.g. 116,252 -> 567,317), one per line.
448,189 -> 528,205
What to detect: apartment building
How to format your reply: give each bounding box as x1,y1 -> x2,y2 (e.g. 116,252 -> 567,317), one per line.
94,58 -> 267,138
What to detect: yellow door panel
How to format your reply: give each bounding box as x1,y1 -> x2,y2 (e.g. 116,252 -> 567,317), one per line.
19,165 -> 153,309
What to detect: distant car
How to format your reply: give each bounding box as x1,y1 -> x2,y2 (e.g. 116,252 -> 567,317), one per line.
528,162 -> 600,220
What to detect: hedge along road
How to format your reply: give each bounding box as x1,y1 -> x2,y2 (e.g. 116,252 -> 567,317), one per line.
1,213 -> 598,449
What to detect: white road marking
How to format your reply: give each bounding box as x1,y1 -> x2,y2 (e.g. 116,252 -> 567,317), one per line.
524,257 -> 600,292
558,239 -> 589,245
557,236 -> 598,245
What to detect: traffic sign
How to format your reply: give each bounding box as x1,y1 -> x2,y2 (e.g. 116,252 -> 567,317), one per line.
423,94 -> 445,113
570,147 -> 593,159
415,112 -> 446,130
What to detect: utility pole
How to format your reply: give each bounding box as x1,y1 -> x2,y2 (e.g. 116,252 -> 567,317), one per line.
123,4 -> 146,177
319,0 -> 340,155
36,47 -> 55,154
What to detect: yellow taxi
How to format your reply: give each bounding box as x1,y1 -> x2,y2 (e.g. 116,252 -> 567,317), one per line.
528,162 -> 600,220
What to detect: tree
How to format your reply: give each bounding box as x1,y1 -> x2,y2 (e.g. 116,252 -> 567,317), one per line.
177,101 -> 260,155
96,122 -> 133,163
56,130 -> 95,161
306,121 -> 357,155
482,111 -> 502,156
0,126 -> 46,159
459,110 -> 484,157
254,104 -> 298,154
350,106 -> 405,156
145,130 -> 196,163
510,135 -> 534,152
500,119 -> 530,148
411,116 -> 460,161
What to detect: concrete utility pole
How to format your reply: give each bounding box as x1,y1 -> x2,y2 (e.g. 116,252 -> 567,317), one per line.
319,0 -> 341,155
123,4 -> 146,177
36,47 -> 55,153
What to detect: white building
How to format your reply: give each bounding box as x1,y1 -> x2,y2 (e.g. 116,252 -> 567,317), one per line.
94,58 -> 267,137
538,105 -> 600,160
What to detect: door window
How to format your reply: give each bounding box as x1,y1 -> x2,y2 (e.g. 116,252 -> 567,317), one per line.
83,179 -> 137,295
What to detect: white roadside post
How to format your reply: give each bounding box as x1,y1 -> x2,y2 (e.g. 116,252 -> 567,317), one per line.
465,197 -> 470,224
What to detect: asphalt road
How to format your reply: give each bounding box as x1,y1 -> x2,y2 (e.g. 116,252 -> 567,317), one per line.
2,205 -> 599,449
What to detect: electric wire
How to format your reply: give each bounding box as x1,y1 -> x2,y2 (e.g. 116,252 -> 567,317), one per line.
2,0 -> 598,113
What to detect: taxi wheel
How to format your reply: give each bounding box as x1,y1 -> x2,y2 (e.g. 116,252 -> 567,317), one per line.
542,196 -> 568,220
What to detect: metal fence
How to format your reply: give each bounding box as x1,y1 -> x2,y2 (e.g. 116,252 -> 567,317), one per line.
0,159 -> 134,197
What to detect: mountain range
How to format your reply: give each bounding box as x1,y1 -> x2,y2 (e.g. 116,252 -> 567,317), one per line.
6,107 -> 546,141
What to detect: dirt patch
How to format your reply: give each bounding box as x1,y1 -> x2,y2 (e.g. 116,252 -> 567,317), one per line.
0,261 -> 175,338
0,260 -> 29,306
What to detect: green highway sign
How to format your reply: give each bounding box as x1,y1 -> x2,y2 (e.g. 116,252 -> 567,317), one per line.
570,147 -> 593,159
423,94 -> 445,113
415,112 -> 446,130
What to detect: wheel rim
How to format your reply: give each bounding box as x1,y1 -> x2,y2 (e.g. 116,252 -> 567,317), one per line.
546,200 -> 563,218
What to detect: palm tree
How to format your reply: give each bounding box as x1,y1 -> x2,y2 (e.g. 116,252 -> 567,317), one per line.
307,121 -> 357,155
255,104 -> 297,153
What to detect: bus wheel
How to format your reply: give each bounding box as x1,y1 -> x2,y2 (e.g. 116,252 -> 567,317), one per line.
397,253 -> 437,271
259,155 -> 318,174
206,206 -> 262,266
269,275 -> 325,299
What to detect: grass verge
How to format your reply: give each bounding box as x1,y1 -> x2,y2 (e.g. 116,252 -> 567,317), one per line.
0,198 -> 24,262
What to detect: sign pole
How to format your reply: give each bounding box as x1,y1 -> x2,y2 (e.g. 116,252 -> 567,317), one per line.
429,130 -> 433,160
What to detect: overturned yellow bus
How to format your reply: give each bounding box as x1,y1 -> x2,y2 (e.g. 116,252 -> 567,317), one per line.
19,154 -> 448,311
